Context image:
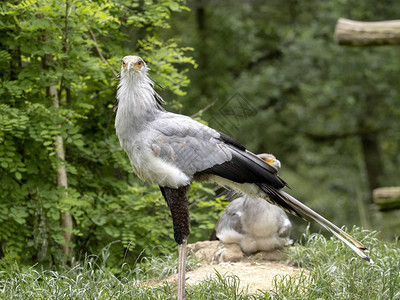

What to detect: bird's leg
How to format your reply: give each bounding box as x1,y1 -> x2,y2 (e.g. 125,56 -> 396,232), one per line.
177,240 -> 187,300
159,185 -> 190,300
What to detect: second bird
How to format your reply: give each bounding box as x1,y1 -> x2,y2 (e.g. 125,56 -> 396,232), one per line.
215,154 -> 292,254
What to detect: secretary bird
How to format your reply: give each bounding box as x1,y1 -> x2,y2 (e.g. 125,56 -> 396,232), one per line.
216,195 -> 292,253
115,55 -> 372,300
215,154 -> 292,254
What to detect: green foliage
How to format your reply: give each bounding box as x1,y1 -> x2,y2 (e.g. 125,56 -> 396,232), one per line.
0,0 -> 204,267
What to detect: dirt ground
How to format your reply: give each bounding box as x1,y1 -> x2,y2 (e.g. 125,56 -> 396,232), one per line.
157,241 -> 305,294
165,261 -> 302,294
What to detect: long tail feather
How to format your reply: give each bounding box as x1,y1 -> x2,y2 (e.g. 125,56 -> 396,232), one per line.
277,190 -> 372,263
320,221 -> 373,263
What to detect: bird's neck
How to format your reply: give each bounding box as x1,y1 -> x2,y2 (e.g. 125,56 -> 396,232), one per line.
115,72 -> 161,134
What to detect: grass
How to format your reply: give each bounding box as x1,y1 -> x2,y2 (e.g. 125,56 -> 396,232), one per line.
268,227 -> 400,299
0,227 -> 399,299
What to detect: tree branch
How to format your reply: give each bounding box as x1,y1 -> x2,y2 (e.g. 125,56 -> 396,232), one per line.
87,26 -> 119,77
190,99 -> 217,118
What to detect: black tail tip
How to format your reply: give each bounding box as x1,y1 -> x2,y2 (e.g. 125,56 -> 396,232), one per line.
362,256 -> 374,264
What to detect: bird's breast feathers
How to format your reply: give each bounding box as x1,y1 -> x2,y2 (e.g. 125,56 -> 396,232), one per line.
119,132 -> 191,188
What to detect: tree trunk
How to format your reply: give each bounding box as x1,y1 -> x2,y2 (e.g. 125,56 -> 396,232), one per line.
49,85 -> 73,257
196,5 -> 210,98
334,18 -> 400,46
40,0 -> 73,258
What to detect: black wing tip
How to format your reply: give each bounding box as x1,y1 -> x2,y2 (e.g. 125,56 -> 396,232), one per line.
259,184 -> 304,219
217,132 -> 246,151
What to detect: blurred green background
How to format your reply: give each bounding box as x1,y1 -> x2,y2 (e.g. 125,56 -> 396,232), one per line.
0,0 -> 399,269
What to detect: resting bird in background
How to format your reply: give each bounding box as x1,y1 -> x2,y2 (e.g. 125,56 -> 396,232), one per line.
115,55 -> 372,300
215,154 -> 292,254
216,195 -> 292,253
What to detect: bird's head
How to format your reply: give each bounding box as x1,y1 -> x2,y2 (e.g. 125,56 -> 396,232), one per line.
120,55 -> 148,78
258,153 -> 281,169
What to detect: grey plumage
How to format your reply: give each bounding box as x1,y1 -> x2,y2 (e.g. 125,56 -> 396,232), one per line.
216,195 -> 292,253
151,114 -> 233,176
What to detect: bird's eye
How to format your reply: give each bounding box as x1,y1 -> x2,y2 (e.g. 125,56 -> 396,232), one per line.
121,60 -> 125,65
137,61 -> 142,66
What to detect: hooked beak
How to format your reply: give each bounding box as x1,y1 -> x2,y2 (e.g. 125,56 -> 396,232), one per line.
272,159 -> 281,169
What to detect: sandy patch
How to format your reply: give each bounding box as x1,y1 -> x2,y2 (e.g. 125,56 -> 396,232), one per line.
163,261 -> 303,294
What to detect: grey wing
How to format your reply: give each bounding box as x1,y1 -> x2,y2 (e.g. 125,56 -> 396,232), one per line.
150,113 -> 232,176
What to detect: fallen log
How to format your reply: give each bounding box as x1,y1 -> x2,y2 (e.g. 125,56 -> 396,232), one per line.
334,18 -> 400,46
373,187 -> 400,211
